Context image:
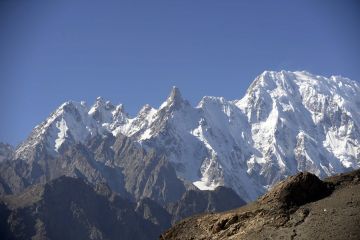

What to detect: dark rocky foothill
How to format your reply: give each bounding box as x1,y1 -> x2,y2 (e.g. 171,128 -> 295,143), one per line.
0,176 -> 244,240
259,172 -> 333,207
0,176 -> 161,240
160,169 -> 360,240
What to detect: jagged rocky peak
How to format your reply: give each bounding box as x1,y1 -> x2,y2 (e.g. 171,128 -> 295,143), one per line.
197,96 -> 240,120
235,72 -> 277,122
247,70 -> 320,92
88,97 -> 128,126
58,101 -> 86,121
246,70 -> 278,90
255,70 -> 359,95
248,70 -> 297,92
140,103 -> 153,113
169,86 -> 182,101
89,96 -> 114,114
112,103 -> 128,119
115,103 -> 125,112
137,104 -> 157,119
236,69 -> 359,118
198,96 -> 227,108
161,86 -> 189,110
59,100 -> 87,112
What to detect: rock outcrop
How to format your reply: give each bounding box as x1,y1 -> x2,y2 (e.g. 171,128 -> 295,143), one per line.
160,169 -> 360,240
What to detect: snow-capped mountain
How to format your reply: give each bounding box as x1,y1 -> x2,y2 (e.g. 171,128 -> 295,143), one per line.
14,70 -> 360,201
15,97 -> 128,160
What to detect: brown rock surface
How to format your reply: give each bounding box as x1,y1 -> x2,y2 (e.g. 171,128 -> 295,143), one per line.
160,170 -> 360,240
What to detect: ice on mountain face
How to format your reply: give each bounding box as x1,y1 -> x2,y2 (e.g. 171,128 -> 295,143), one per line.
324,129 -> 359,168
239,71 -> 359,176
54,118 -> 68,151
15,99 -> 129,160
107,104 -> 129,136
190,123 -> 223,191
129,90 -> 264,201
289,72 -> 360,170
45,101 -> 97,153
15,71 -> 360,202
230,70 -> 359,195
119,104 -> 158,140
193,175 -> 220,190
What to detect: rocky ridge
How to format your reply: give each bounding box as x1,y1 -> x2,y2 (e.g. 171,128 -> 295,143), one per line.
160,169 -> 360,240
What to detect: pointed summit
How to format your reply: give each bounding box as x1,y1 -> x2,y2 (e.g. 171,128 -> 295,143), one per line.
160,86 -> 188,110
169,86 -> 182,102
139,104 -> 153,114
93,97 -> 115,109
115,103 -> 126,113
89,97 -> 115,115
113,103 -> 129,119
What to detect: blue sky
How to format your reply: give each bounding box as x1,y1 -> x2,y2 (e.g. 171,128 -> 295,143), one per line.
1,0 -> 360,145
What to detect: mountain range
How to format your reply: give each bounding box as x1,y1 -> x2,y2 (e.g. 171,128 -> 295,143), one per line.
0,70 -> 359,239
5,70 -> 360,199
